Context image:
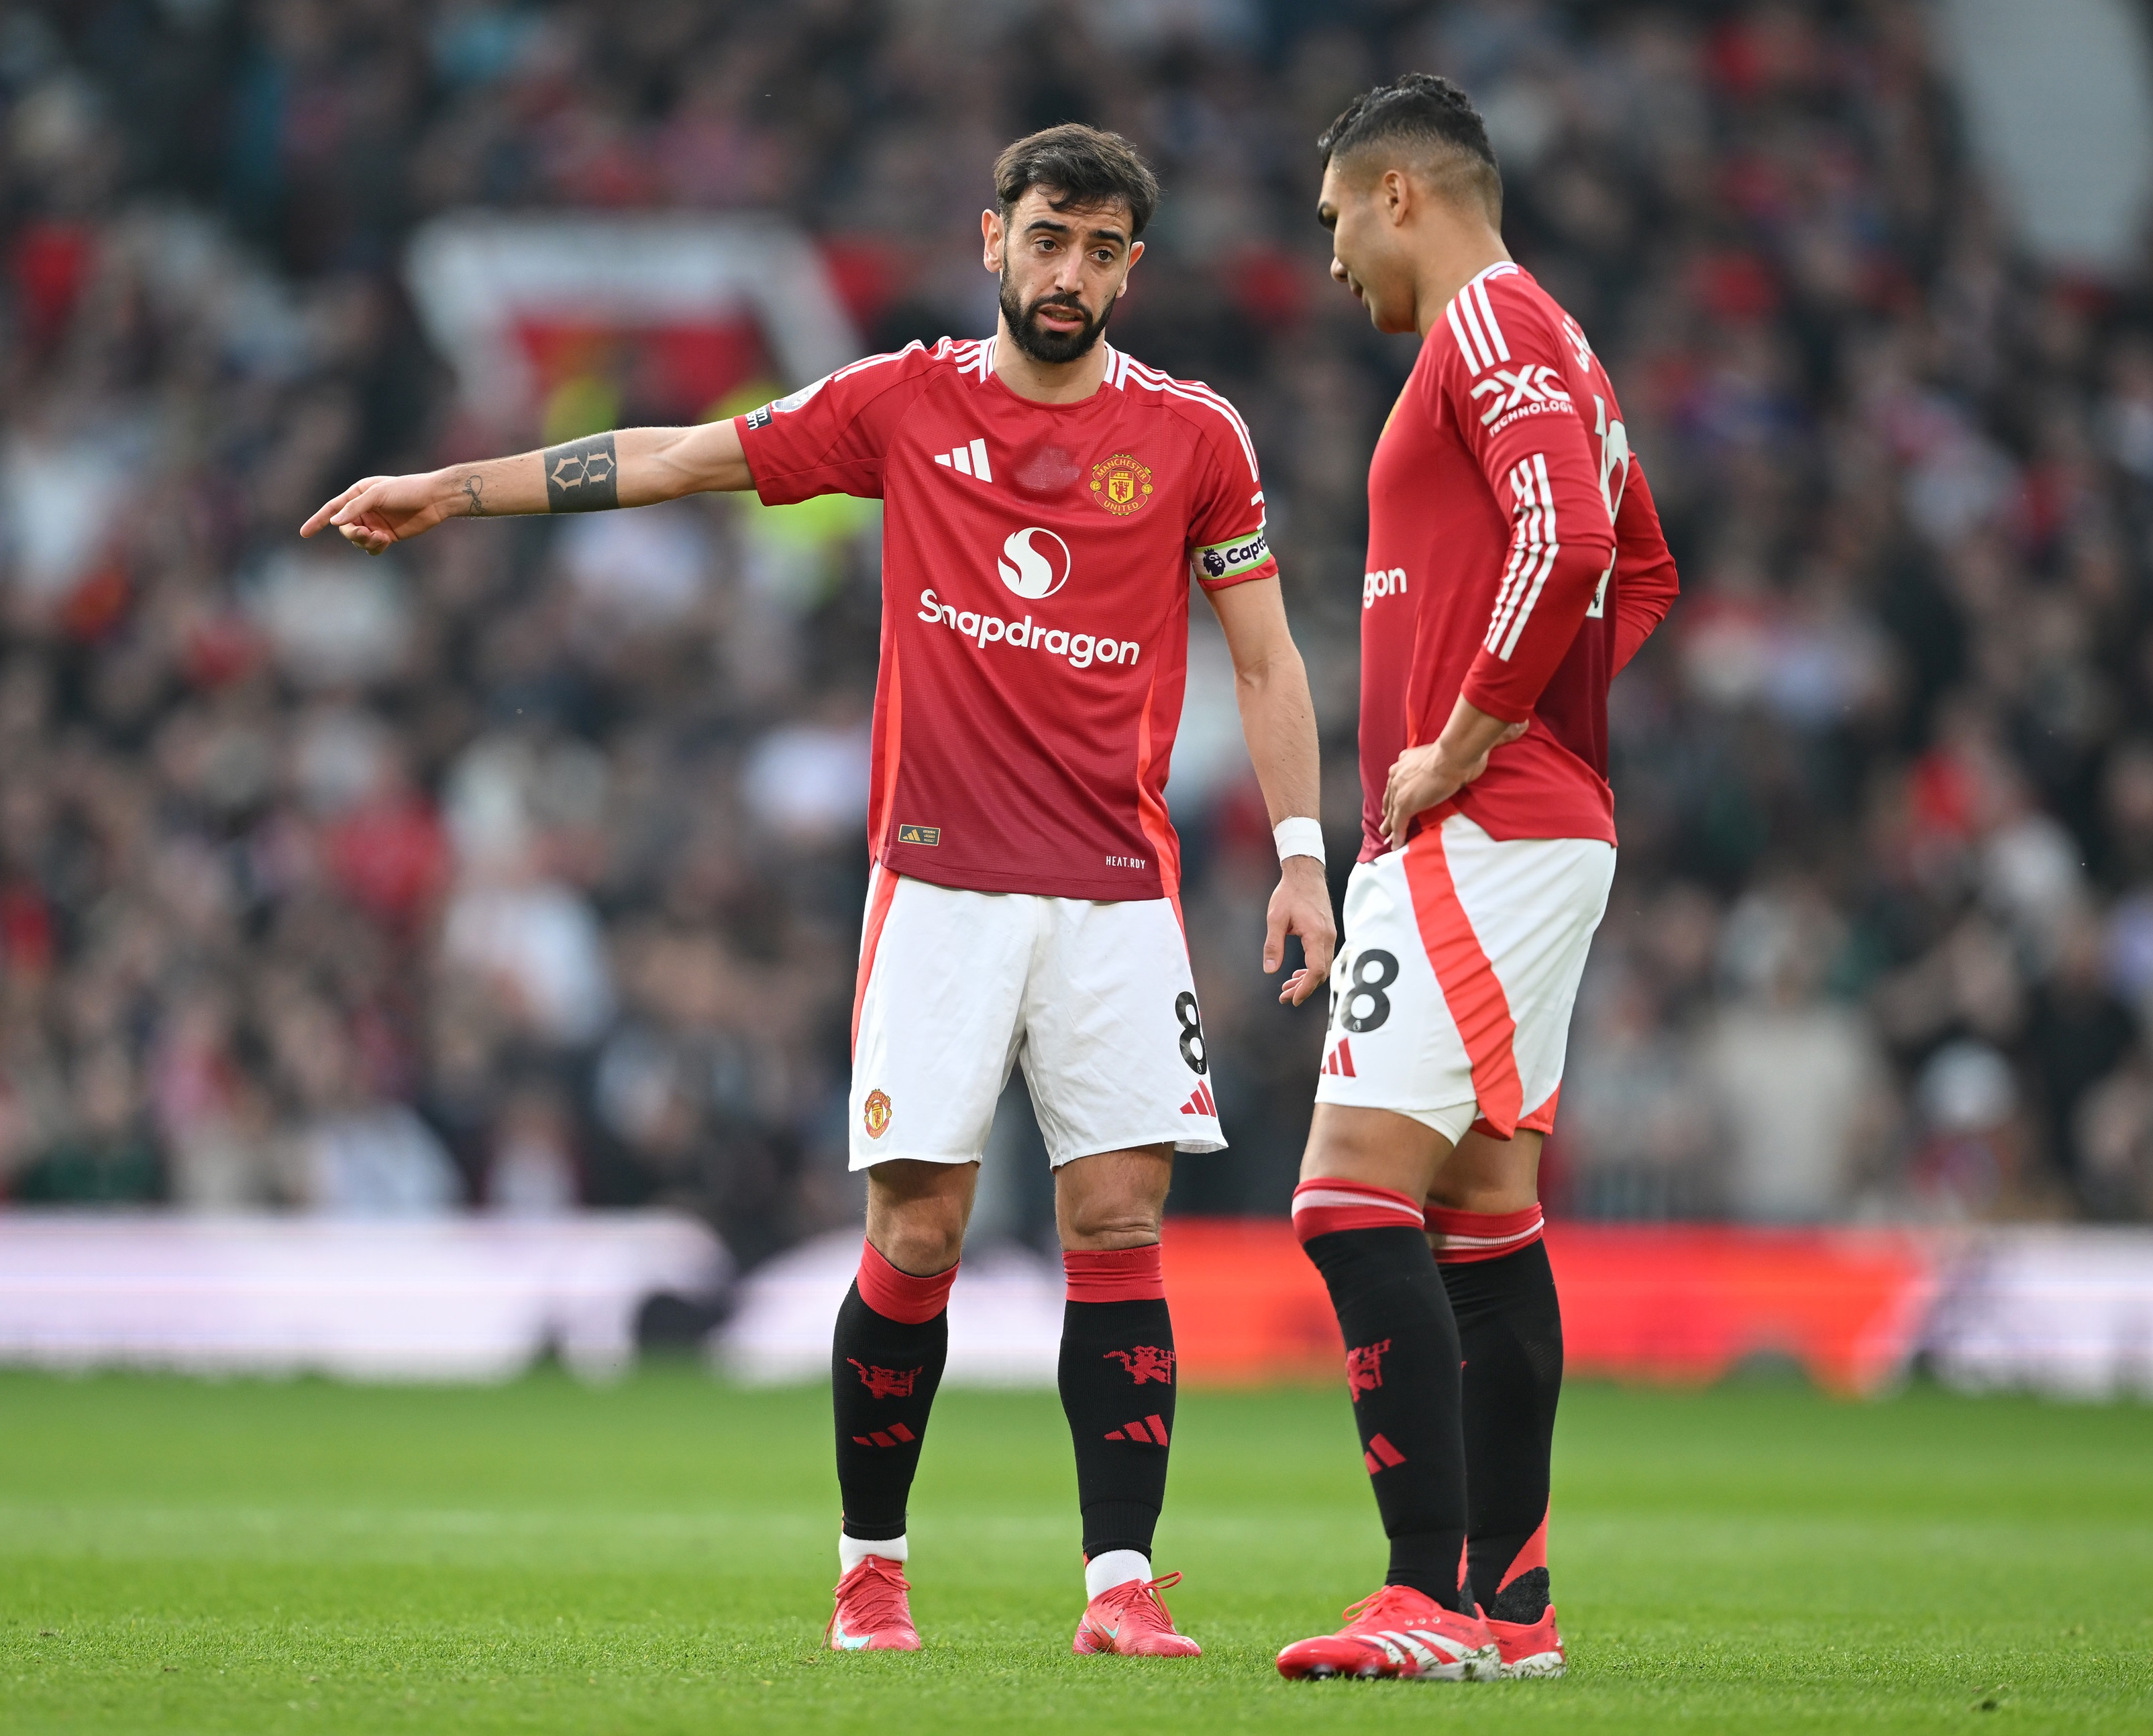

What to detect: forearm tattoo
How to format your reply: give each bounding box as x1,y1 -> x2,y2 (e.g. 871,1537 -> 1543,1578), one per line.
460,474 -> 486,517
542,433 -> 620,512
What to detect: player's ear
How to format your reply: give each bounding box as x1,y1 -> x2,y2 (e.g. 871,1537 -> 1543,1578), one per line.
1382,168 -> 1411,227
982,208 -> 1002,271
1116,238 -> 1145,296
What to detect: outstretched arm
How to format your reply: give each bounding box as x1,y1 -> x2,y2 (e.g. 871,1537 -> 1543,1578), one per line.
299,419 -> 755,555
1204,576 -> 1336,1006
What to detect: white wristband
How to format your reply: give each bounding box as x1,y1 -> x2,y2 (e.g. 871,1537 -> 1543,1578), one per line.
1274,816 -> 1326,865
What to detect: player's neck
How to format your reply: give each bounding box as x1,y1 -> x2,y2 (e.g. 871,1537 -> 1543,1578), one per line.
990,323 -> 1112,404
1413,227 -> 1514,337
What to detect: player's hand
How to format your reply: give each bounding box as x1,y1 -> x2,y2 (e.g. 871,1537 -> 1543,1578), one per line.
1383,721 -> 1528,847
300,471 -> 454,555
1266,853 -> 1336,1006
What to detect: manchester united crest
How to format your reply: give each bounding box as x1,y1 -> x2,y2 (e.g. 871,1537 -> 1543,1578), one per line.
863,1089 -> 892,1138
1089,453 -> 1153,516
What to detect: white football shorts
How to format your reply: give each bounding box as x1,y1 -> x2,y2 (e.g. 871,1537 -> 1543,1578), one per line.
1313,812 -> 1615,1145
848,865 -> 1225,1170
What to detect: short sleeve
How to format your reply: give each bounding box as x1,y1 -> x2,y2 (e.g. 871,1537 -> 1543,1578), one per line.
735,346 -> 933,505
1183,396 -> 1279,590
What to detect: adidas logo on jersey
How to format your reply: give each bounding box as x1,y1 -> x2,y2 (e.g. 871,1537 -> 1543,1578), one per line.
933,437 -> 994,482
1179,1081 -> 1217,1117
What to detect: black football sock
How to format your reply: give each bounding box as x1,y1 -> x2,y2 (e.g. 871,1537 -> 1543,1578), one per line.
832,1240 -> 955,1548
1431,1205 -> 1561,1620
1294,1181 -> 1471,1611
1059,1245 -> 1175,1567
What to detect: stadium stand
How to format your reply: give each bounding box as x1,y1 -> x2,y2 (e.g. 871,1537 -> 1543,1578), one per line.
1,0 -> 2150,1285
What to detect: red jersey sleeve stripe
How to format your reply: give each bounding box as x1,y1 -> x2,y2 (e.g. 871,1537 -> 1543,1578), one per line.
826,342 -> 923,387
1486,454 -> 1558,658
1446,296 -> 1487,374
1493,452 -> 1561,660
1122,361 -> 1263,490
1485,460 -> 1537,643
1469,275 -> 1512,362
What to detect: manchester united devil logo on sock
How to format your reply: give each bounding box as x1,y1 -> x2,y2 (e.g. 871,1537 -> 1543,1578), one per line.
1103,1346 -> 1176,1385
847,1359 -> 920,1399
1345,1339 -> 1390,1402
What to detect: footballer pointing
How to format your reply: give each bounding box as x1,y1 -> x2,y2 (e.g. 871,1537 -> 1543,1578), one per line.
1275,76 -> 1679,1683
303,125 -> 1334,1660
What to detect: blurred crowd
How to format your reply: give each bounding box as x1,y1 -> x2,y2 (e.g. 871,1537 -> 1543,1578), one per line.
1,0 -> 2151,1251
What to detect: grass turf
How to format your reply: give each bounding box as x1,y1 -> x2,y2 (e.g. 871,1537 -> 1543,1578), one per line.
1,1369 -> 2148,1733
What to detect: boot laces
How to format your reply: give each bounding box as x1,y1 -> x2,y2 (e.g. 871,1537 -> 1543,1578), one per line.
1100,1570 -> 1184,1632
1340,1582 -> 1445,1633
832,1556 -> 911,1635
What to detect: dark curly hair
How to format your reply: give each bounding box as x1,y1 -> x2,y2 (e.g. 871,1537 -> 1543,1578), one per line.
1317,72 -> 1502,223
993,123 -> 1161,241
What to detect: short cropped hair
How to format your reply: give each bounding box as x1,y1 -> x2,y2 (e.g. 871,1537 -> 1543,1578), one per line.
1317,72 -> 1503,223
994,123 -> 1161,241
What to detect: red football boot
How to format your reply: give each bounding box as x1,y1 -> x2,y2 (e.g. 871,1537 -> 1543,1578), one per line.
826,1555 -> 921,1651
1071,1571 -> 1202,1657
1275,1584 -> 1500,1681
1489,1605 -> 1565,1678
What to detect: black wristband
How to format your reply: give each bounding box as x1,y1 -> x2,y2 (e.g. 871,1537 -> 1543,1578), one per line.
543,433 -> 619,512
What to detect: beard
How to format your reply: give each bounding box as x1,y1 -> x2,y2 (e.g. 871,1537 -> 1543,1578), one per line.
999,268 -> 1115,364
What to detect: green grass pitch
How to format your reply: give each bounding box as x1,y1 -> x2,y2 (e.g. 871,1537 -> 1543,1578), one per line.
2,1368 -> 2148,1733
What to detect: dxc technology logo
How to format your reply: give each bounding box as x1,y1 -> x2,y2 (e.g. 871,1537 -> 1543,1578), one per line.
997,527 -> 1072,599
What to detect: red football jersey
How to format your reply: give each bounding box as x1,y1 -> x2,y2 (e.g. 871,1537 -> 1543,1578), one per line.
737,337 -> 1277,900
1358,262 -> 1679,858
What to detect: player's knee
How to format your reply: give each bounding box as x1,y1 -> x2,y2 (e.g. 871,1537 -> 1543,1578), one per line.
1299,1105 -> 1445,1196
867,1188 -> 967,1274
1060,1196 -> 1164,1250
873,1211 -> 964,1274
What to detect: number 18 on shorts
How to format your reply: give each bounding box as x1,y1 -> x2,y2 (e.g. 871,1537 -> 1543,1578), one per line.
849,867 -> 1226,1169
1313,813 -> 1615,1146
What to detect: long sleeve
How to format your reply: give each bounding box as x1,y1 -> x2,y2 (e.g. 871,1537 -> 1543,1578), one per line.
1610,453 -> 1679,674
1449,276 -> 1618,724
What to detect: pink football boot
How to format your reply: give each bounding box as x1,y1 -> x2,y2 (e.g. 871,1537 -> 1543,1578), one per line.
826,1555 -> 921,1651
1071,1570 -> 1202,1657
1275,1583 -> 1500,1680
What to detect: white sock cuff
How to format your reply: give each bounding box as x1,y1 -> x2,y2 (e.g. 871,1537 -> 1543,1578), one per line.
840,1530 -> 908,1572
1084,1548 -> 1151,1600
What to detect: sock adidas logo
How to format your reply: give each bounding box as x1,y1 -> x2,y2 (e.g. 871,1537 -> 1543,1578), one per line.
849,1423 -> 918,1448
1104,1414 -> 1170,1445
932,437 -> 993,482
1362,1432 -> 1406,1474
1179,1081 -> 1217,1116
1322,1038 -> 1356,1077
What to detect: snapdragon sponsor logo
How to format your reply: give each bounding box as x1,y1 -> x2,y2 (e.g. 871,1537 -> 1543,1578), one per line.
918,590 -> 1138,671
997,526 -> 1071,598
1363,566 -> 1408,608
